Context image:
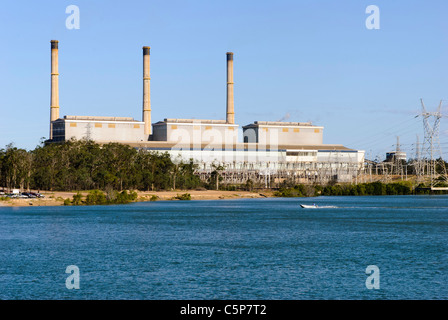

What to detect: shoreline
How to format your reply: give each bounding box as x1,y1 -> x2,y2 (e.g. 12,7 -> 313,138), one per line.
0,190 -> 273,207
1,185 -> 445,208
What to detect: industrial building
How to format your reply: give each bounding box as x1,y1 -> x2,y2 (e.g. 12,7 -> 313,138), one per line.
46,40 -> 365,185
386,151 -> 407,163
51,116 -> 146,143
243,121 -> 323,145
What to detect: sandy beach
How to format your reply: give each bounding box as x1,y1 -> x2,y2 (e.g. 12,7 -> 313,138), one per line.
0,190 -> 273,207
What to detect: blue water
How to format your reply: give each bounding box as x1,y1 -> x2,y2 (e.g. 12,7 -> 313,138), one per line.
0,195 -> 447,300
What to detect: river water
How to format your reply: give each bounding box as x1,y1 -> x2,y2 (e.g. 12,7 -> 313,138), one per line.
0,195 -> 447,299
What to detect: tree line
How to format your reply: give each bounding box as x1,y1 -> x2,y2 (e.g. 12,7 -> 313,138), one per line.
274,181 -> 448,198
0,139 -> 202,192
2,139 -> 447,195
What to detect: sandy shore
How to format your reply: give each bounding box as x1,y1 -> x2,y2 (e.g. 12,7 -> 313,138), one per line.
0,190 -> 273,207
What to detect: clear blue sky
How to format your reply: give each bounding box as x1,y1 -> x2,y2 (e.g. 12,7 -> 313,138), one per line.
1,0 -> 448,161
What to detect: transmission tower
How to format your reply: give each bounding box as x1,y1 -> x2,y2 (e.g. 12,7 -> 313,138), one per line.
414,135 -> 424,183
84,122 -> 92,141
419,99 -> 448,189
394,136 -> 404,179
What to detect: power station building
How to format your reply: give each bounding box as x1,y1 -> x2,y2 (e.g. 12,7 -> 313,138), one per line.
47,40 -> 365,185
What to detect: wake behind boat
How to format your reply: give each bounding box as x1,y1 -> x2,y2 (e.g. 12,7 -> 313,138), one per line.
300,204 -> 318,209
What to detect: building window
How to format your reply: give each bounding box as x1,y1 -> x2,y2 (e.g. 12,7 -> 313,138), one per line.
95,123 -> 102,128
286,151 -> 316,157
70,123 -> 77,127
134,124 -> 141,129
108,124 -> 115,128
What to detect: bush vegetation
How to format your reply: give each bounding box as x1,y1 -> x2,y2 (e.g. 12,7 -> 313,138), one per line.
273,181 -> 448,198
0,139 -> 202,192
64,189 -> 139,206
174,193 -> 191,200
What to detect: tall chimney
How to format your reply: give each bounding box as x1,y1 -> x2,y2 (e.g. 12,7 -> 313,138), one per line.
143,46 -> 151,136
226,52 -> 235,124
50,40 -> 60,139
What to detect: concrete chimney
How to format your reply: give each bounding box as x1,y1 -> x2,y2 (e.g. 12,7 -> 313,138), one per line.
226,52 -> 234,124
50,40 -> 60,139
143,46 -> 151,136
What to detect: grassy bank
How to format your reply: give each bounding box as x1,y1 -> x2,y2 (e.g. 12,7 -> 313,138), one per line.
0,190 -> 268,207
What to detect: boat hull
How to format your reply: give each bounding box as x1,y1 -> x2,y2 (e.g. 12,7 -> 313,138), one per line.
300,204 -> 317,209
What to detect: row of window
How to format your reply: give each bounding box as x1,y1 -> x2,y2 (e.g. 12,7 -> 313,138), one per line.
168,126 -> 320,133
170,125 -> 235,130
286,151 -> 317,157
262,128 -> 321,133
67,123 -> 141,129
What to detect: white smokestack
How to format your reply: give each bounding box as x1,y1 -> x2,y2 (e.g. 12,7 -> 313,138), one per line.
226,52 -> 234,124
50,40 -> 60,139
143,46 -> 151,136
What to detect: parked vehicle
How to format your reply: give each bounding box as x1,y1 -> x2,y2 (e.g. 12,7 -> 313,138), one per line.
1,191 -> 45,199
22,193 -> 37,198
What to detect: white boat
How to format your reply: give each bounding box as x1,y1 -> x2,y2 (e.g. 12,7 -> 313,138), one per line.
300,204 -> 318,209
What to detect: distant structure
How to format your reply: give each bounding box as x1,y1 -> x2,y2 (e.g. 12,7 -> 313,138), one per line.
384,136 -> 407,179
386,137 -> 407,163
46,40 -> 365,185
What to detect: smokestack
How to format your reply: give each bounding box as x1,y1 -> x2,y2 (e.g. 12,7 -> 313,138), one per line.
50,40 -> 60,139
143,46 -> 151,136
226,52 -> 234,124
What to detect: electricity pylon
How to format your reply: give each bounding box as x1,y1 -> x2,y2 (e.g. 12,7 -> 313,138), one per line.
414,135 -> 424,183
420,99 -> 448,189
394,136 -> 404,179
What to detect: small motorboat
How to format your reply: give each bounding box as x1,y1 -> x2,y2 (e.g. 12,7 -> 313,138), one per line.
300,204 -> 318,209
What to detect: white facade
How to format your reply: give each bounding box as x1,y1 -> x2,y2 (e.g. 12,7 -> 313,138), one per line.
143,145 -> 365,173
243,121 -> 324,146
51,116 -> 146,143
152,119 -> 239,145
